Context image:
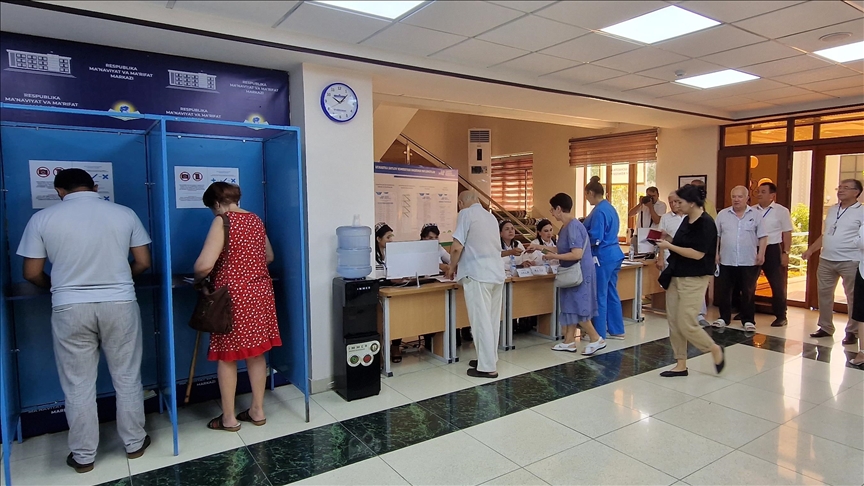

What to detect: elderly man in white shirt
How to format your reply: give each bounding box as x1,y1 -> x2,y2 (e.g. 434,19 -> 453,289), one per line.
803,179 -> 863,345
446,191 -> 505,378
713,186 -> 767,331
629,186 -> 666,230
753,182 -> 794,327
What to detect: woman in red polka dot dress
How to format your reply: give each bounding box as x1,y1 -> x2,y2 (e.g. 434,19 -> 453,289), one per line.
193,182 -> 281,432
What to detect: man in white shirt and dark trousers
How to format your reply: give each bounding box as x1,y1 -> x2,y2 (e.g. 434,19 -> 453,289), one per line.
446,191 -> 506,378
16,169 -> 153,473
754,182 -> 794,327
629,186 -> 666,230
713,186 -> 767,331
803,179 -> 863,345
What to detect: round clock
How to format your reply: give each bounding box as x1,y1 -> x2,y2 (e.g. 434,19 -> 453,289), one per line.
320,82 -> 358,123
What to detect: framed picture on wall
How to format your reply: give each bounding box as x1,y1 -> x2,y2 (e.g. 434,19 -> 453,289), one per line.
679,175 -> 707,188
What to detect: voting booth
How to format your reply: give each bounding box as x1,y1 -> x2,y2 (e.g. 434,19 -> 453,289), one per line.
0,104 -> 310,485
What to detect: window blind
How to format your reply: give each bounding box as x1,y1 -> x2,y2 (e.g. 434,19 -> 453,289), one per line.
491,157 -> 533,212
569,129 -> 658,167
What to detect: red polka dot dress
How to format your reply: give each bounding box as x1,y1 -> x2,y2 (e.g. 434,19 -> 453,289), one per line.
207,211 -> 281,361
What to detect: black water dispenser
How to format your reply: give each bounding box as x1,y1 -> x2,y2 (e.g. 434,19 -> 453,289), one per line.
333,277 -> 381,401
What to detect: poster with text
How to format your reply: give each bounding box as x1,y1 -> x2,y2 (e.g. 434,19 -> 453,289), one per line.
28,160 -> 114,209
374,163 -> 458,243
174,166 -> 240,209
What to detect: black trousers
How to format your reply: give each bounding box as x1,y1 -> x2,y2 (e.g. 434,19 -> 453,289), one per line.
717,265 -> 760,323
853,269 -> 864,322
761,244 -> 788,319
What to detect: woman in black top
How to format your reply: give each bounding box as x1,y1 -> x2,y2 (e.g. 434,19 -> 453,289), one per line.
656,185 -> 725,377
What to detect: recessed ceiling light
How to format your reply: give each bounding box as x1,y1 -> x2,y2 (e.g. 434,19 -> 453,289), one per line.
819,32 -> 852,43
314,1 -> 425,20
674,69 -> 759,89
813,41 -> 864,63
600,6 -> 720,44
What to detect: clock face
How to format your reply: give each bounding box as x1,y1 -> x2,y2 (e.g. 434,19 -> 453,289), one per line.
320,82 -> 358,123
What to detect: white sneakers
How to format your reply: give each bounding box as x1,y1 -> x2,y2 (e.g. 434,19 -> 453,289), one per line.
582,339 -> 607,356
712,319 -> 727,328
744,322 -> 757,331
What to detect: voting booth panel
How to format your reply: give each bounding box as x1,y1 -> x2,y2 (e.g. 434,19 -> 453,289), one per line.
0,150 -> 20,486
0,122 -> 160,408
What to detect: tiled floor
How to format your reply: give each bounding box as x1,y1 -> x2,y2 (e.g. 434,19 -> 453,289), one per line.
4,307 -> 863,486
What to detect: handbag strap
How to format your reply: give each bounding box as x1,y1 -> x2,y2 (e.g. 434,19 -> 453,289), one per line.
220,213 -> 230,255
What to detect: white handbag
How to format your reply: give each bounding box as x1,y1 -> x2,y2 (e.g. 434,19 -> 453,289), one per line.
554,238 -> 589,288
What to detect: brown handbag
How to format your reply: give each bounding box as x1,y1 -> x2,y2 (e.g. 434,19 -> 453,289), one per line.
189,214 -> 234,334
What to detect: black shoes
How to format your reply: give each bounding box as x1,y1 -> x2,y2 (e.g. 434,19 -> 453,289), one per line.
810,329 -> 832,338
66,453 -> 94,474
468,359 -> 477,368
467,368 -> 497,378
770,318 -> 788,327
660,369 -> 689,377
127,434 -> 151,459
715,346 -> 725,374
842,333 -> 858,345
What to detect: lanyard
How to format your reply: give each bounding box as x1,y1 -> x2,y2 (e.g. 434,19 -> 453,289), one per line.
761,206 -> 772,219
832,203 -> 861,235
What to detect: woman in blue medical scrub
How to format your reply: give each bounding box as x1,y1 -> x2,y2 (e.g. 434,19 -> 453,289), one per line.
582,176 -> 626,340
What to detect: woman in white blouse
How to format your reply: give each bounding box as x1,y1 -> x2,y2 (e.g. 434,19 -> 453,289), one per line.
499,220 -> 532,273
420,223 -> 450,274
526,219 -> 559,266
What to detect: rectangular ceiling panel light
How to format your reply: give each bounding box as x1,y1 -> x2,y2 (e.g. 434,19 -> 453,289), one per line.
813,41 -> 864,63
674,69 -> 759,89
315,1 -> 424,19
601,6 -> 719,44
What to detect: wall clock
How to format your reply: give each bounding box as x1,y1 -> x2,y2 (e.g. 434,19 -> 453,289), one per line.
320,82 -> 358,123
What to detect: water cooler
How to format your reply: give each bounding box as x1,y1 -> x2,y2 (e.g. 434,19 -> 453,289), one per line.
332,221 -> 381,401
332,278 -> 381,401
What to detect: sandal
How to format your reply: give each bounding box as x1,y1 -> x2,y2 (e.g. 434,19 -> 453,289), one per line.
207,414 -> 240,432
237,409 -> 266,426
391,344 -> 402,363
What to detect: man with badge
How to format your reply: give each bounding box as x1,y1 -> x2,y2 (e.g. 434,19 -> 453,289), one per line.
754,181 -> 794,327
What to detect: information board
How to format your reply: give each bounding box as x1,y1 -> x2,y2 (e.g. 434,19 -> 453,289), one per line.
374,162 -> 458,243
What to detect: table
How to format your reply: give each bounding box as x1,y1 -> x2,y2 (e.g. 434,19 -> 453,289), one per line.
639,259 -> 666,311
619,262 -> 644,322
508,274 -> 559,345
378,282 -> 456,377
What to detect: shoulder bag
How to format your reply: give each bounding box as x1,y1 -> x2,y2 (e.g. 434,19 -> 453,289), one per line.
189,214 -> 234,334
554,237 -> 589,289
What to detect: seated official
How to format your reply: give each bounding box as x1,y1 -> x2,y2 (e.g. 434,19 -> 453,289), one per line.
525,219 -> 559,267
420,223 -> 450,275
500,220 -> 534,272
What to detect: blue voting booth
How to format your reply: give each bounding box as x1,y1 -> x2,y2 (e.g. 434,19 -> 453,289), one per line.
0,104 -> 310,486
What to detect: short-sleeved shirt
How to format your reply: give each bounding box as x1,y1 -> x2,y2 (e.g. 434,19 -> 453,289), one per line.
822,203 -> 864,262
754,202 -> 793,245
658,211 -> 684,263
452,203 -> 505,284
668,211 -> 717,277
637,200 -> 666,229
716,206 -> 761,267
16,191 -> 151,306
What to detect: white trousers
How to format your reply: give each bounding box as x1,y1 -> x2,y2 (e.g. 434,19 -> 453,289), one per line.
462,277 -> 504,373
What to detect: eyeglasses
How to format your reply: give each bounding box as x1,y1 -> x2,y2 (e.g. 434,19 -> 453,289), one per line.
836,186 -> 858,191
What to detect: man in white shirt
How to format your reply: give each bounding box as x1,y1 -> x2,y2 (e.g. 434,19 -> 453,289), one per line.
754,182 -> 794,327
16,169 -> 152,473
713,186 -> 767,331
803,179 -> 863,345
446,191 -> 505,378
629,186 -> 666,230
657,191 -> 684,268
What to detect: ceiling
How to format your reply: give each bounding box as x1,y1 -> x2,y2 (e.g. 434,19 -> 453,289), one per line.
2,0 -> 863,130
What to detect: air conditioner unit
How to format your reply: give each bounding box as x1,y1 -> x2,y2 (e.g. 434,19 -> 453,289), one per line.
468,129 -> 491,198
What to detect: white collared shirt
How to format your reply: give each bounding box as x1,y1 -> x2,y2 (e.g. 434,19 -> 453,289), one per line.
822,202 -> 864,262
452,203 -> 505,284
716,205 -> 761,266
754,202 -> 793,245
638,200 -> 666,229
658,211 -> 684,263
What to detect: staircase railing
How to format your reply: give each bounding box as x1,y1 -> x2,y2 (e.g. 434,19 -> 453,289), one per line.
397,133 -> 537,241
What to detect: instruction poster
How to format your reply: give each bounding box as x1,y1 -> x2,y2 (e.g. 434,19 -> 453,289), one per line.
374,162 -> 458,243
174,166 -> 240,209
28,160 -> 114,209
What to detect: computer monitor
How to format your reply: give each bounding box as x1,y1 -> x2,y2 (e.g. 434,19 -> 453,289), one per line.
385,240 -> 440,279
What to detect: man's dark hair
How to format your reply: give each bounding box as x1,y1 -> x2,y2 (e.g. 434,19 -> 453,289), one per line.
759,182 -> 778,194
53,168 -> 95,191
549,192 -> 574,212
646,186 -> 659,195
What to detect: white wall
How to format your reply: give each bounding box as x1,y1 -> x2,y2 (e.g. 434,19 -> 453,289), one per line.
656,126 -> 720,205
290,63 -> 375,392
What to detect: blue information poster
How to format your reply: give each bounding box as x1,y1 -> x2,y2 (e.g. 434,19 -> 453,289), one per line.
0,33 -> 288,134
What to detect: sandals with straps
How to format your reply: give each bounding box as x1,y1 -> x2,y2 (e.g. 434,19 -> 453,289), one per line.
237,409 -> 266,426
207,414 -> 240,432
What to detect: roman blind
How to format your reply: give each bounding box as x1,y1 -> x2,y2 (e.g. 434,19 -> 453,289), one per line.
569,129 -> 658,167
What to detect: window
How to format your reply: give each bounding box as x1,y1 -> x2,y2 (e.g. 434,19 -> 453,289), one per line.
491,155 -> 533,212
